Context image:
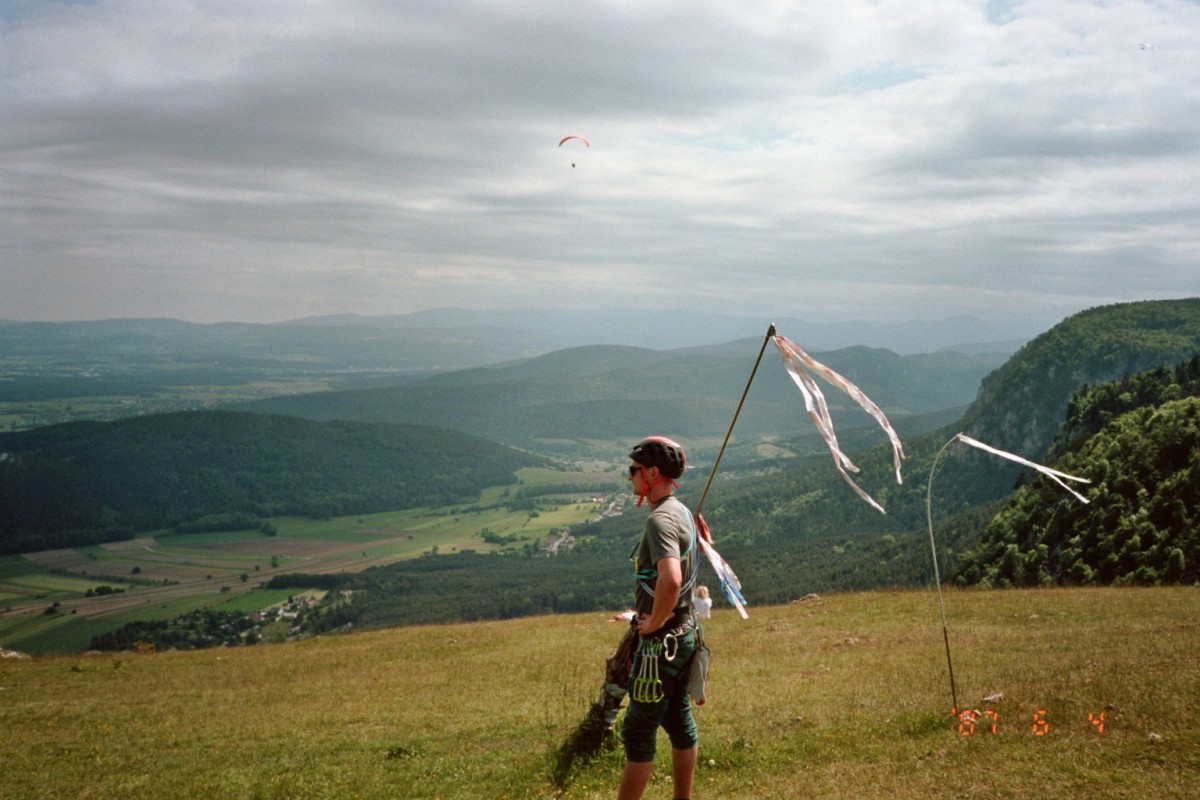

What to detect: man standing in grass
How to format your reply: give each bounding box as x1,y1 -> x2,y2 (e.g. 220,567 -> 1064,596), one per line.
619,436 -> 703,800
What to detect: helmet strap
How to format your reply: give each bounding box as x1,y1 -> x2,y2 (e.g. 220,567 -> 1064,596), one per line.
635,472 -> 679,507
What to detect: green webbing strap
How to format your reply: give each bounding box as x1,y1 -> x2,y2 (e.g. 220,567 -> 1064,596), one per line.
634,498 -> 699,599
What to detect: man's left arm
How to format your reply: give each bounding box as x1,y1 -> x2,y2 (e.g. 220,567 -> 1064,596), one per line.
636,556 -> 682,635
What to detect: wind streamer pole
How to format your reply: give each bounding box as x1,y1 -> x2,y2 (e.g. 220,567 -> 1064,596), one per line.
696,323 -> 776,516
690,323 -> 775,620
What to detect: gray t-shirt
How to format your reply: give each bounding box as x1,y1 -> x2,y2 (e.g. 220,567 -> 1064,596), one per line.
633,496 -> 696,617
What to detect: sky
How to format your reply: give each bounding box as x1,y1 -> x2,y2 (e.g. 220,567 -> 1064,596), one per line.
2,0 -> 1198,328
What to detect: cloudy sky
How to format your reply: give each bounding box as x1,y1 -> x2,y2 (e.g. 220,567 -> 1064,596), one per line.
2,0 -> 1197,328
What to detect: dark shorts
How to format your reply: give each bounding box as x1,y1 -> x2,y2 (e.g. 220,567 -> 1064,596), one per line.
621,627 -> 699,762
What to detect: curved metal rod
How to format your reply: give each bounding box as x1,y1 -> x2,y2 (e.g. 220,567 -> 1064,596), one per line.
926,433 -> 962,715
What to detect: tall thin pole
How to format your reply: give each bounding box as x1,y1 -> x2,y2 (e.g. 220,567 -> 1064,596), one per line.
695,323 -> 776,517
926,434 -> 960,714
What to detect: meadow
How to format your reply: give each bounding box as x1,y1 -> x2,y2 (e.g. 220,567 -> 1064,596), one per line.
2,586 -> 1196,799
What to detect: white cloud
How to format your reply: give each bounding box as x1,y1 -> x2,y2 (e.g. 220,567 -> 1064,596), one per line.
1,0 -> 1197,326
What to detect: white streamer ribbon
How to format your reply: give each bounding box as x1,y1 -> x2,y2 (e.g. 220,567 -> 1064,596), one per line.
953,433 -> 1091,503
773,334 -> 906,513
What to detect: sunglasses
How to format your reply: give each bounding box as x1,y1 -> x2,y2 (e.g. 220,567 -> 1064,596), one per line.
628,465 -> 645,477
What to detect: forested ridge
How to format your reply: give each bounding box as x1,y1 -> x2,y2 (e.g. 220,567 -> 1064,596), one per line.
960,299 -> 1200,462
952,356 -> 1200,587
0,411 -> 543,554
231,342 -> 1007,453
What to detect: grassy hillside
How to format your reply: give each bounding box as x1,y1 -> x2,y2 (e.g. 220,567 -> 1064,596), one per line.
2,587 -> 1197,799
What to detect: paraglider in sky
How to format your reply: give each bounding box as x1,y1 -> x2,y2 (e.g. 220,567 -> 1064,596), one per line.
558,135 -> 589,167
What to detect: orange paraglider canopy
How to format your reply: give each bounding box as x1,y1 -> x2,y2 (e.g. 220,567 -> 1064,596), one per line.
558,135 -> 590,147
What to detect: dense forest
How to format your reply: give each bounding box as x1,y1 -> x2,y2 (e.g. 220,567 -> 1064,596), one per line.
952,357 -> 1200,587
0,411 -> 543,554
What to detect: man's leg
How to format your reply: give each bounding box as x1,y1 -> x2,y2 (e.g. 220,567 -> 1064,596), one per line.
617,760 -> 654,800
620,640 -> 666,800
671,746 -> 698,799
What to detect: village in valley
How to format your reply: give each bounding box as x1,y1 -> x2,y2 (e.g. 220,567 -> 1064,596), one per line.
86,591 -> 354,652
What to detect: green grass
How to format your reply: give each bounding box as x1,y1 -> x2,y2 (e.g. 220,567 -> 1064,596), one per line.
0,588 -> 303,655
0,613 -> 131,656
1,586 -> 1196,799
0,555 -> 41,579
152,530 -> 276,547
2,572 -> 122,596
209,588 -> 298,613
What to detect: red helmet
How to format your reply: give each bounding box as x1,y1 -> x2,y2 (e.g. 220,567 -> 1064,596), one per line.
629,436 -> 686,480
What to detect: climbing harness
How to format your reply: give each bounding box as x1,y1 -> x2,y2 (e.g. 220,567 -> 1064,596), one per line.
626,498 -> 705,706
630,638 -> 666,703
629,498 -> 700,605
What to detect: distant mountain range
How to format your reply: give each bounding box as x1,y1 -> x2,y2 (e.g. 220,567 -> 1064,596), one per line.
229,341 -> 1009,460
0,308 -> 1034,389
278,307 -> 1040,355
0,325 -> 1015,553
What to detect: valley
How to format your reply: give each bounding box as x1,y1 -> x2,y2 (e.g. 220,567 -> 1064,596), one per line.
0,466 -> 622,654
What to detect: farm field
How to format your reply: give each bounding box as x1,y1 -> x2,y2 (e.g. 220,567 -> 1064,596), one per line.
0,467 -> 620,655
1,586 -> 1196,799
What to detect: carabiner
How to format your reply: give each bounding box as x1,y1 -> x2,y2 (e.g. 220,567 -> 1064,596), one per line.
663,632 -> 678,662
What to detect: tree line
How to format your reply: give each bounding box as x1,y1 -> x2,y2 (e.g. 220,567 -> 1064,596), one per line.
0,411 -> 543,554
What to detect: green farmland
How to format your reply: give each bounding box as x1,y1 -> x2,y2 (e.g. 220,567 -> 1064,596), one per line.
0,467 -> 621,655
